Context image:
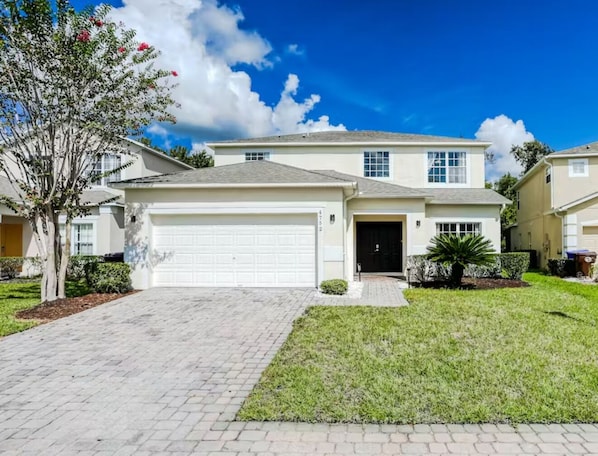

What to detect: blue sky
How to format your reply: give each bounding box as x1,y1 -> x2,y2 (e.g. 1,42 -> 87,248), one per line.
73,0 -> 598,179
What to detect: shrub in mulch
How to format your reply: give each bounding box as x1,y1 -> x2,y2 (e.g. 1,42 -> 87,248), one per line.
417,277 -> 529,290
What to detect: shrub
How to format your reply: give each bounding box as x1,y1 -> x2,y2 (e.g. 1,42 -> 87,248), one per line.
0,257 -> 24,279
499,252 -> 530,280
320,279 -> 348,295
427,234 -> 496,287
406,255 -> 451,284
547,258 -> 576,278
86,262 -> 131,293
465,255 -> 502,279
592,263 -> 598,282
68,255 -> 103,280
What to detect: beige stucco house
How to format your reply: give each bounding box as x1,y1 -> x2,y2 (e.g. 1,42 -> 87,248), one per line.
510,141 -> 598,267
117,131 -> 508,289
0,139 -> 192,261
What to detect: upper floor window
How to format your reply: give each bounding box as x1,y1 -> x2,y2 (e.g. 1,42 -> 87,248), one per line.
427,151 -> 467,184
245,152 -> 270,161
436,222 -> 481,237
91,154 -> 122,186
569,158 -> 588,177
364,151 -> 389,178
545,167 -> 551,183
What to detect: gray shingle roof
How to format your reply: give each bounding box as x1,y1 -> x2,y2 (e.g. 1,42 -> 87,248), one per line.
314,170 -> 429,198
550,141 -> 598,156
416,188 -> 511,205
81,190 -> 123,206
209,130 -> 488,146
116,160 -> 354,186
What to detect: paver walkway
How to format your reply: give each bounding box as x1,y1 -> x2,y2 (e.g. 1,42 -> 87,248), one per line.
0,283 -> 596,455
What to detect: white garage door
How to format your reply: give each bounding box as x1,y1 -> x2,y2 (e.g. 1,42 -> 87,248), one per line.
151,214 -> 316,287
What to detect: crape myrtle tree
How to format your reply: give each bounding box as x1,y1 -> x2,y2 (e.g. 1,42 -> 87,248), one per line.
0,0 -> 178,302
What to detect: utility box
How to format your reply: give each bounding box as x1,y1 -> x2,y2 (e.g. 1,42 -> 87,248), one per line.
575,252 -> 597,276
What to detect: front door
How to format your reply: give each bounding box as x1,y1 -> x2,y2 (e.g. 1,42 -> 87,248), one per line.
356,222 -> 402,272
0,224 -> 23,257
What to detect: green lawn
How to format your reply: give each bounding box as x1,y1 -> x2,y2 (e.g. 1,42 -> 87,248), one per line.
238,273 -> 598,424
0,280 -> 90,337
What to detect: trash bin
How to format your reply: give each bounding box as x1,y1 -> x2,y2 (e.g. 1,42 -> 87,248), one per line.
103,252 -> 124,263
567,249 -> 589,260
575,252 -> 597,276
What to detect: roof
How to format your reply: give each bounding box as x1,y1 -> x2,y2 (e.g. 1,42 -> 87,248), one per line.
416,188 -> 511,205
124,138 -> 195,170
549,140 -> 598,157
81,190 -> 123,206
314,170 -> 429,198
208,130 -> 490,147
113,160 -> 355,187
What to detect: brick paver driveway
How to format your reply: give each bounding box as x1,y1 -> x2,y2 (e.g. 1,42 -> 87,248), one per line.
1,284 -> 597,455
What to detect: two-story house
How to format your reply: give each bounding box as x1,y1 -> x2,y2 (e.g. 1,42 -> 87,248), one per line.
510,141 -> 598,267
0,138 -> 192,262
117,131 -> 508,289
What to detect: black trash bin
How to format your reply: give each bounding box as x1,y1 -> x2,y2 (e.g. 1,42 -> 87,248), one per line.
103,252 -> 124,263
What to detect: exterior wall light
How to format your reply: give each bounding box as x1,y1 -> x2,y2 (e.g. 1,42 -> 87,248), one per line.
416,220 -> 421,228
330,214 -> 335,224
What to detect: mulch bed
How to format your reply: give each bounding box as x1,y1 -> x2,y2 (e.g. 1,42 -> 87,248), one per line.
419,278 -> 529,290
16,291 -> 138,323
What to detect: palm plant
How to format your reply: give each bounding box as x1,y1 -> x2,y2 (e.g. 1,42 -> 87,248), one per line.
426,234 -> 496,288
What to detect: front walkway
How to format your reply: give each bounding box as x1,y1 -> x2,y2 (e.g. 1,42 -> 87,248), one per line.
0,285 -> 595,455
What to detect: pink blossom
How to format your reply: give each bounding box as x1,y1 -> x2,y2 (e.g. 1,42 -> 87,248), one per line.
171,71 -> 178,77
137,42 -> 150,51
76,30 -> 91,42
118,47 -> 126,53
95,20 -> 103,27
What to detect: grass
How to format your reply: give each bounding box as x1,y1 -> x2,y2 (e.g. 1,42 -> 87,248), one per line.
0,280 -> 91,337
238,273 -> 598,423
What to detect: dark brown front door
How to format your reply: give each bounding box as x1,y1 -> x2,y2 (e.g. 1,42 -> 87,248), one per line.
356,222 -> 403,272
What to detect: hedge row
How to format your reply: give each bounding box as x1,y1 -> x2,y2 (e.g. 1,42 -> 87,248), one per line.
406,252 -> 530,283
0,255 -> 130,294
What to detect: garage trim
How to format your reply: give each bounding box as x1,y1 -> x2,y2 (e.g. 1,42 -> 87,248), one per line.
144,205 -> 325,287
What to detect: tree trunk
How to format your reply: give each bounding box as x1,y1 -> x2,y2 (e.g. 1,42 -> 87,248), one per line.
58,220 -> 71,299
39,213 -> 60,302
450,263 -> 465,288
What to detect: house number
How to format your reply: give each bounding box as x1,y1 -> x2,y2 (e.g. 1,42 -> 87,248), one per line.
318,210 -> 323,232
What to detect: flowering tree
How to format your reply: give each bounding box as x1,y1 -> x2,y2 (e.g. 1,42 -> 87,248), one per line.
0,0 -> 178,301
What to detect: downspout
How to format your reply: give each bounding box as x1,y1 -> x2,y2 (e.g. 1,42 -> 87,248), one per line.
343,183 -> 359,281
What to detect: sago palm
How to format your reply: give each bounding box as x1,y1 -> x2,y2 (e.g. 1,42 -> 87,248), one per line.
426,234 -> 496,287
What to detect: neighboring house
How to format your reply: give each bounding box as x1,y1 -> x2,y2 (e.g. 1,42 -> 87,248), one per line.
116,131 -> 508,289
510,141 -> 598,267
0,138 -> 192,261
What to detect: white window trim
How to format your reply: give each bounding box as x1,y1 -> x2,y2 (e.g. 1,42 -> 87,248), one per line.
58,215 -> 98,255
424,149 -> 470,188
362,149 -> 393,180
568,158 -> 589,177
89,154 -> 128,188
242,149 -> 273,161
435,221 -> 482,236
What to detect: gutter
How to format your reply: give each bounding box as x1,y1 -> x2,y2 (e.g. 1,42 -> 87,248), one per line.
112,182 -> 354,190
207,141 -> 492,148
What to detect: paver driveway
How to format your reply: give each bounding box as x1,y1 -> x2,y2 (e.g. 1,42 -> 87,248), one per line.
2,284 -> 598,455
0,287 -> 314,455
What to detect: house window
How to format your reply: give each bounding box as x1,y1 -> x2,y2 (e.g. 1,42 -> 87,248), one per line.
245,152 -> 269,161
545,167 -> 551,183
436,222 -> 481,237
91,154 -> 122,186
427,151 -> 466,184
516,191 -> 520,209
59,223 -> 94,255
569,158 -> 588,177
364,151 -> 389,177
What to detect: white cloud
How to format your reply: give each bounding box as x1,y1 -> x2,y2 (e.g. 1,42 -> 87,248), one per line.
286,44 -> 305,56
475,114 -> 535,181
109,0 -> 344,140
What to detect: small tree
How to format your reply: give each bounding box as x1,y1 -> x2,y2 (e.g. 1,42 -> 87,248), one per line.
0,1 -> 177,302
510,140 -> 553,174
493,173 -> 518,231
426,234 -> 496,287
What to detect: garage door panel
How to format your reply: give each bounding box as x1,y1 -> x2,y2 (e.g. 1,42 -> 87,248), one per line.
151,214 -> 316,287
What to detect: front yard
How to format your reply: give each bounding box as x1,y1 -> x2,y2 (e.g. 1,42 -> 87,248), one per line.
239,273 -> 598,423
